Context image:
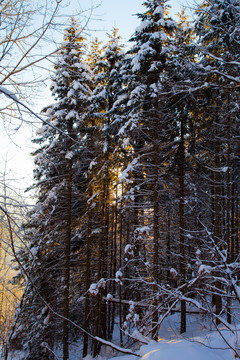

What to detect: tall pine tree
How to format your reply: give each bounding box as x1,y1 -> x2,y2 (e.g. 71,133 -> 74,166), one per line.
10,18 -> 92,360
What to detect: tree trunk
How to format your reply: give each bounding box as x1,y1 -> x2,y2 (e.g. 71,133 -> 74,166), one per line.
83,196 -> 93,357
63,156 -> 72,360
152,122 -> 160,339
214,128 -> 222,325
179,115 -> 186,334
63,120 -> 73,360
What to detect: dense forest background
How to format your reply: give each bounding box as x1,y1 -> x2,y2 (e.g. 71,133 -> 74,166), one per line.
0,0 -> 240,359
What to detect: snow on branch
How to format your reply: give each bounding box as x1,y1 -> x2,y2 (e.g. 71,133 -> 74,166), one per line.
0,86 -> 18,102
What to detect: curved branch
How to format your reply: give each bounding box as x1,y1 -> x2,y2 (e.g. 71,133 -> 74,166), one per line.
1,206 -> 140,358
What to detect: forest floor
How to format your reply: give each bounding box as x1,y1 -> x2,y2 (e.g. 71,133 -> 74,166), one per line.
8,313 -> 239,359
96,312 -> 238,360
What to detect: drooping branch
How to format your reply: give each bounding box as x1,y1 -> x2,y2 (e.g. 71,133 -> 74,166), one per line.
1,205 -> 140,358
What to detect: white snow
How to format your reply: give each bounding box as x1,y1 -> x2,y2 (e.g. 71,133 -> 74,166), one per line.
149,62 -> 158,72
120,160 -> 138,183
65,151 -> 74,160
196,249 -> 201,256
115,270 -> 123,279
122,137 -> 130,148
159,31 -> 167,41
8,312 -> 239,360
131,55 -> 141,72
139,42 -> 154,57
62,71 -> 70,77
198,264 -> 212,276
36,125 -> 48,136
165,19 -> 176,27
66,110 -> 77,119
91,228 -> 101,234
98,278 -> 106,289
107,314 -> 235,360
30,246 -> 38,257
153,6 -> 164,16
124,244 -> 134,257
135,226 -> 150,239
157,18 -> 165,27
135,20 -> 151,33
130,85 -> 147,98
55,109 -> 66,117
67,88 -> 75,98
103,141 -> 108,153
89,160 -> 97,170
138,339 -> 224,360
70,49 -> 78,55
88,283 -> 99,296
72,80 -> 81,90
115,270 -> 123,285
151,31 -> 167,41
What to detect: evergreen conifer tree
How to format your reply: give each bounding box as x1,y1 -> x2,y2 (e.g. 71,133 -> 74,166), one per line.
116,0 -> 177,336
86,27 -> 126,355
10,18 -> 92,360
193,0 -> 240,324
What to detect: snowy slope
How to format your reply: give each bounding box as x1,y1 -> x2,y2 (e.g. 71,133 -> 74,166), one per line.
8,314 -> 238,359
106,313 -> 237,360
109,335 -> 232,360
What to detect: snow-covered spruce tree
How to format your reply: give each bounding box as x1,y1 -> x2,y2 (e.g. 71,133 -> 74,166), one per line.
114,0 -> 179,337
9,18 -> 92,360
114,3 -> 218,339
118,0 -> 240,348
80,36 -> 104,358
190,0 -> 240,326
157,9 -> 199,335
85,28 -> 126,356
141,1 -> 240,353
195,0 -> 240,82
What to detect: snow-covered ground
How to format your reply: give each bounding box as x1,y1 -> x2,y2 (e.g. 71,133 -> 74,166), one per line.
108,335 -> 231,360
88,313 -> 239,360
7,313 -> 239,359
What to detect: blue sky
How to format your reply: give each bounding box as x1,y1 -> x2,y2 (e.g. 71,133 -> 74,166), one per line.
76,0 -> 193,45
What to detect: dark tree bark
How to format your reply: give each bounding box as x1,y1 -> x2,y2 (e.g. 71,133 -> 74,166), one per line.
179,114 -> 186,334
63,122 -> 73,360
